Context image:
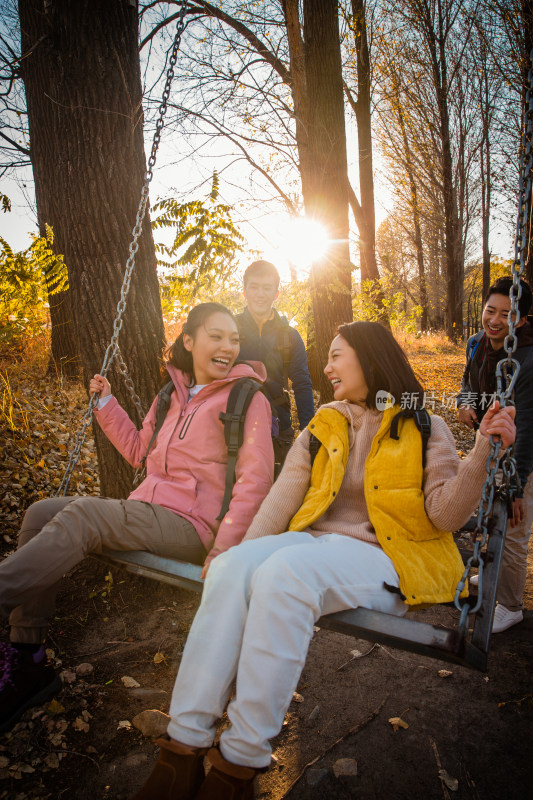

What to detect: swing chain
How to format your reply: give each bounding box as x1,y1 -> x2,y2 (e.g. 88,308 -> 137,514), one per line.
57,3 -> 187,496
115,347 -> 146,423
99,2 -> 186,384
57,395 -> 99,496
454,48 -> 533,629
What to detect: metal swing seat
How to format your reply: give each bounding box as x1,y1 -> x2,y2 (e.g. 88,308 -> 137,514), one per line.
57,10 -> 533,673
98,494 -> 509,672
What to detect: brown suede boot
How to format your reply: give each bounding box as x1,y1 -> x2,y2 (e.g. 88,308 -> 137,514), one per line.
195,746 -> 263,800
130,737 -> 207,800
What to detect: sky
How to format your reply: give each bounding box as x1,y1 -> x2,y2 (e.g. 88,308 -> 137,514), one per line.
0,147 -> 338,284
0,142 -> 389,285
0,137 -> 515,287
0,3 -> 516,285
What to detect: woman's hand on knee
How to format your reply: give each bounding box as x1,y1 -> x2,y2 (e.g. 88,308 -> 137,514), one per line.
89,374 -> 111,398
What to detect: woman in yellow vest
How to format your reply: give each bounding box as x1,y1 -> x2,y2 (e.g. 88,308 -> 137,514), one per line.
132,322 -> 516,800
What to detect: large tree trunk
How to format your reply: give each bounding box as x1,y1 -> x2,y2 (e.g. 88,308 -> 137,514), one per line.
19,0 -> 165,498
282,0 -> 312,197
46,284 -> 79,377
427,9 -> 463,339
392,76 -> 429,331
302,0 -> 352,401
521,0 -> 533,286
351,0 -> 379,284
480,57 -> 492,303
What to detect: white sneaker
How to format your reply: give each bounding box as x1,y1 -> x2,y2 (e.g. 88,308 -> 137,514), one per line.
469,574 -> 479,587
492,604 -> 523,634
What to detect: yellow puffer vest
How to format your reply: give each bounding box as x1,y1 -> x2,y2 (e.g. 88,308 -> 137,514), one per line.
289,405 -> 467,607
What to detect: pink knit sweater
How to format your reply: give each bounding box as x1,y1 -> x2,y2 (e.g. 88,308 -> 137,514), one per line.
244,401 -> 492,544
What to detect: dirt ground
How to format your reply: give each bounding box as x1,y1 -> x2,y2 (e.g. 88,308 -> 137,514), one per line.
0,556 -> 532,800
1,342 -> 532,799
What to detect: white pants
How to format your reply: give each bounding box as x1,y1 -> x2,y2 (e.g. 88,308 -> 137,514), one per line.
167,532 -> 406,767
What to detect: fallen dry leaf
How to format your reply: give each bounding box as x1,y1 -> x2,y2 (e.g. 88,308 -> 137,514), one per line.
388,716 -> 409,731
49,728 -> 67,747
153,651 -> 165,664
292,692 -> 304,703
439,768 -> 459,791
44,753 -> 60,769
438,669 -> 453,678
75,662 -> 94,676
121,675 -> 141,688
132,709 -> 170,738
47,698 -> 65,715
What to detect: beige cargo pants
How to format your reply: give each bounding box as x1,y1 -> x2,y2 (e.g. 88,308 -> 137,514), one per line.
0,496 -> 205,644
497,473 -> 533,611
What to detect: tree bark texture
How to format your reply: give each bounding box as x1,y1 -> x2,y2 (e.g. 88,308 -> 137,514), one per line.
479,46 -> 492,303
425,3 -> 463,339
46,283 -> 78,378
351,0 -> 379,284
396,92 -> 429,331
521,0 -> 533,286
303,0 -> 352,401
19,0 -> 166,498
282,0 -> 312,194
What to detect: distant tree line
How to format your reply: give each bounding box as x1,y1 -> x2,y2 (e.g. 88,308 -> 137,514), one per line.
0,0 -> 530,494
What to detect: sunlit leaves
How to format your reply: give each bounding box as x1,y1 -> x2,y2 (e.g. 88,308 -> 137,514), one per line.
152,172 -> 245,317
0,225 -> 68,351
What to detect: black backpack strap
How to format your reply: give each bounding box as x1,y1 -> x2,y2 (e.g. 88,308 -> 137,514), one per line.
468,331 -> 484,362
277,321 -> 292,391
389,407 -> 431,469
141,380 -> 175,467
217,378 -> 263,521
309,433 -> 321,466
413,408 -> 431,469
463,331 -> 485,384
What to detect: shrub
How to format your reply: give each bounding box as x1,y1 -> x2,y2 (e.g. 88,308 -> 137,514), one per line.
0,226 -> 68,356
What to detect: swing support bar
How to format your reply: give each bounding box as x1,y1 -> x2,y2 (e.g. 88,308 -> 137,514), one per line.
97,499 -> 508,672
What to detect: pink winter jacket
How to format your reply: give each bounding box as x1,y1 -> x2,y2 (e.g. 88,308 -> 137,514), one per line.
94,361 -> 274,566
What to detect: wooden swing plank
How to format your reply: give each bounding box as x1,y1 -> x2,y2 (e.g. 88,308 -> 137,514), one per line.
96,499 -> 507,674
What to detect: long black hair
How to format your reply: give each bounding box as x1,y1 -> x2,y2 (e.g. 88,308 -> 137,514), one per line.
337,321 -> 424,410
167,302 -> 236,386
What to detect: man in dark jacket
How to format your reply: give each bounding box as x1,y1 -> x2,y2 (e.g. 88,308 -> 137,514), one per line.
236,260 -> 315,473
457,276 -> 533,633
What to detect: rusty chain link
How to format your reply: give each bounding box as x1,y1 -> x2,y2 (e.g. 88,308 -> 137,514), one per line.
57,5 -> 186,496
454,49 -> 533,632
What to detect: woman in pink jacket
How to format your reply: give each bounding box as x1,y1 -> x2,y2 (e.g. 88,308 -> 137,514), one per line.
0,302 -> 274,735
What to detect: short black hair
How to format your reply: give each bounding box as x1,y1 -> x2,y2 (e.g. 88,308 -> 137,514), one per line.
243,260 -> 280,290
336,321 -> 425,410
485,276 -> 532,319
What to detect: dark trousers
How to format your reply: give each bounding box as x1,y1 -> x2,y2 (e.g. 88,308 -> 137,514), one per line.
273,428 -> 295,479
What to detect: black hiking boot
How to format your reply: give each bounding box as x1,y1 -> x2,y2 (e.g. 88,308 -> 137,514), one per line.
0,642 -> 62,734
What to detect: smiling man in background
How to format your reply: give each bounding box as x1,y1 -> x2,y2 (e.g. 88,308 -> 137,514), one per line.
236,260 -> 314,475
457,276 -> 533,633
